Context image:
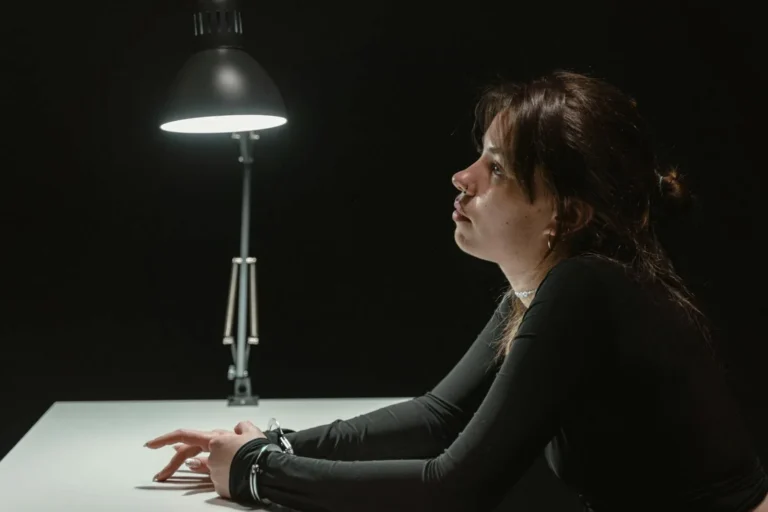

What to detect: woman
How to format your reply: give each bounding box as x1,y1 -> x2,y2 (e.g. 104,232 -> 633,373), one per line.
145,72 -> 768,512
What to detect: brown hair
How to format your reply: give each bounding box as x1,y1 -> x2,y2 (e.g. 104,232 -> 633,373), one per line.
472,71 -> 711,364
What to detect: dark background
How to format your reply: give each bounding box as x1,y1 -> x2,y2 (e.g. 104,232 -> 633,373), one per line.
2,1 -> 765,510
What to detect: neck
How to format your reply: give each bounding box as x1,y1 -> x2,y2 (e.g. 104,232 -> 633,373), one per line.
500,254 -> 562,308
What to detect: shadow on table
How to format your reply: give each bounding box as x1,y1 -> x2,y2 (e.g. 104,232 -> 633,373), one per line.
135,471 -> 294,511
135,472 -> 216,495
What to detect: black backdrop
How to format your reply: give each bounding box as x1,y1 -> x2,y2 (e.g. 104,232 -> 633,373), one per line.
3,1 -> 766,510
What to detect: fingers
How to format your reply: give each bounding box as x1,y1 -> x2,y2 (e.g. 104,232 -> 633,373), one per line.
172,429 -> 225,452
145,429 -> 216,450
149,428 -> 234,481
184,455 -> 210,474
154,444 -> 203,482
234,420 -> 257,435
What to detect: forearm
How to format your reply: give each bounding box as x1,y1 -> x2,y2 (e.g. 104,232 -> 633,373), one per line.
230,441 -> 476,512
266,392 -> 469,461
269,302 -> 508,462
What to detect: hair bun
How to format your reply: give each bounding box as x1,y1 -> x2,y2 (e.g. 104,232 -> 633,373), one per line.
659,167 -> 686,199
656,166 -> 694,217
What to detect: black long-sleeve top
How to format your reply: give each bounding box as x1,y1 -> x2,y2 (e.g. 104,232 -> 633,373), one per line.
229,255 -> 768,512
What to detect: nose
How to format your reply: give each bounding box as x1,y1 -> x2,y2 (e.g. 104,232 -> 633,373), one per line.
452,173 -> 470,195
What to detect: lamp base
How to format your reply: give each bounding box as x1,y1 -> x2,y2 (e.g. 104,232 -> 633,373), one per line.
227,376 -> 260,406
228,395 -> 260,406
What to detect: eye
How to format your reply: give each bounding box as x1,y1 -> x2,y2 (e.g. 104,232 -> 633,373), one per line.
489,162 -> 504,177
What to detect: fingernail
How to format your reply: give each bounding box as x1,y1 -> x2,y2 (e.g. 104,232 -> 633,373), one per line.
152,474 -> 159,482
185,458 -> 201,469
143,442 -> 149,447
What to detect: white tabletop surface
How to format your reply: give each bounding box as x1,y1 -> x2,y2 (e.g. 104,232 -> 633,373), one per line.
0,397 -> 409,511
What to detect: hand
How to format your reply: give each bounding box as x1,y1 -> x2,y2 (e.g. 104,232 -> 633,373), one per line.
147,428 -> 230,481
145,421 -> 267,498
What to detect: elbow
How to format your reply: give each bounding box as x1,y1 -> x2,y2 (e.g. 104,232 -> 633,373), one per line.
423,456 -> 468,496
423,456 -> 498,510
422,477 -> 479,512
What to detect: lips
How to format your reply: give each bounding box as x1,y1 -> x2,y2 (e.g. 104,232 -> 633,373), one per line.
453,199 -> 469,219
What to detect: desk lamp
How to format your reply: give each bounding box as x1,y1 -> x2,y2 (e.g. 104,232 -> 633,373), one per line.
160,0 -> 286,406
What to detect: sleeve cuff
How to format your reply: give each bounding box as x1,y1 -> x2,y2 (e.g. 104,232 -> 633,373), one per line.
229,437 -> 275,504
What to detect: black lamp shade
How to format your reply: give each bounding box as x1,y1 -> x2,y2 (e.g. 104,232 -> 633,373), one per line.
160,48 -> 287,133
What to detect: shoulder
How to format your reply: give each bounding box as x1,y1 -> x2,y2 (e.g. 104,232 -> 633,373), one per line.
514,256 -> 624,350
535,254 -> 632,305
542,254 -> 625,286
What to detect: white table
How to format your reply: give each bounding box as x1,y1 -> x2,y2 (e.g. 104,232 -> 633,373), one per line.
0,398 -> 409,511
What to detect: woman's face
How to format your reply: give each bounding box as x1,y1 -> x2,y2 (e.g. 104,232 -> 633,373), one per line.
451,113 -> 557,269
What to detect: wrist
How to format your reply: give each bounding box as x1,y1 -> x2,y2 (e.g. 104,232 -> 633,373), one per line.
249,444 -> 283,506
229,438 -> 274,504
264,429 -> 282,446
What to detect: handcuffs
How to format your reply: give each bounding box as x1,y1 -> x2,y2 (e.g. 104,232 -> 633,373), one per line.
249,417 -> 294,506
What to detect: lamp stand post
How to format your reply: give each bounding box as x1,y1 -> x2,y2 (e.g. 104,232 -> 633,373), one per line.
222,131 -> 261,406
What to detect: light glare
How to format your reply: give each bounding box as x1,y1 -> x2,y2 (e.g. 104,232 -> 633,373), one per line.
160,115 -> 287,134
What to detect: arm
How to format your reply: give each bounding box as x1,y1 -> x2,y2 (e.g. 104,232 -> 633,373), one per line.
231,257 -> 611,512
265,299 -> 509,461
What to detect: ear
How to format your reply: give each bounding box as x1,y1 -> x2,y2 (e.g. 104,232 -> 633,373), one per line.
558,197 -> 594,236
546,207 -> 559,236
